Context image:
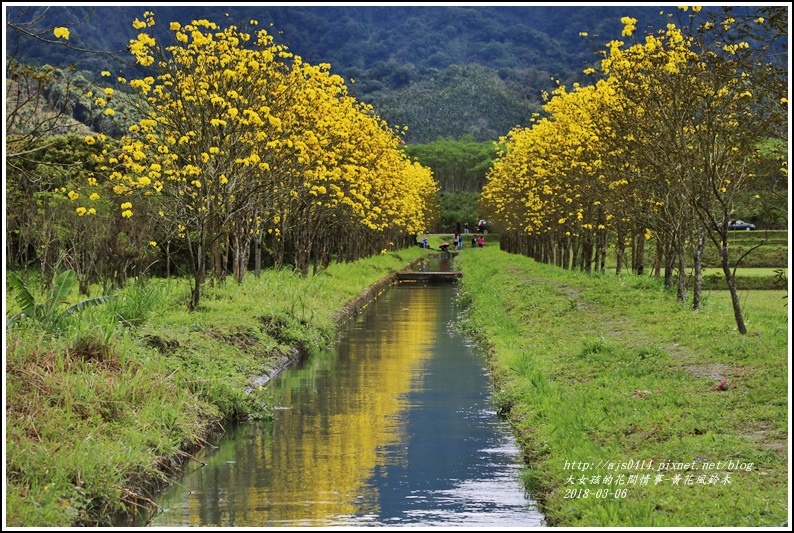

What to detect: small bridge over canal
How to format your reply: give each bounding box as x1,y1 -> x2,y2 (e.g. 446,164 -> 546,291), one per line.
395,271 -> 462,282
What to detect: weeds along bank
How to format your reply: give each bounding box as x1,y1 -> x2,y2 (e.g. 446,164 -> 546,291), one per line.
454,245 -> 788,527
5,246 -> 430,527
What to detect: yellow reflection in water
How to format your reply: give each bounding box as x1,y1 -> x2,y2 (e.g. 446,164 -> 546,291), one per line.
179,285 -> 442,526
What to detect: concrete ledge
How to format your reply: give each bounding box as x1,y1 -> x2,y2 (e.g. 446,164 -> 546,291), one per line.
394,271 -> 462,281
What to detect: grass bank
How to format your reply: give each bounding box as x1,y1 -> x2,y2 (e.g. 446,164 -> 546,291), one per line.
5,246 -> 430,527
454,243 -> 789,527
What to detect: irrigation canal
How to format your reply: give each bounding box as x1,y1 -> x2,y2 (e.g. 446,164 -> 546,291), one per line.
141,257 -> 544,527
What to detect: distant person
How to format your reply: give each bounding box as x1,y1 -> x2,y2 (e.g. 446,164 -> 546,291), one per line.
452,232 -> 460,251
464,222 -> 469,234
471,235 -> 477,248
477,235 -> 485,247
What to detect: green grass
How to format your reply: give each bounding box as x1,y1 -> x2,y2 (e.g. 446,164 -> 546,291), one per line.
454,244 -> 789,527
699,268 -> 787,277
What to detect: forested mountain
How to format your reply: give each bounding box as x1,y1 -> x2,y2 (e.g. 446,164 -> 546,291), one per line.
6,4 -> 686,143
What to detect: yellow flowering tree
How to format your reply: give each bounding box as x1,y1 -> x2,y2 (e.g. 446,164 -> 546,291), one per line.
482,79 -> 625,273
85,13 -> 437,308
94,15 -> 305,308
482,7 -> 783,334
600,9 -> 783,331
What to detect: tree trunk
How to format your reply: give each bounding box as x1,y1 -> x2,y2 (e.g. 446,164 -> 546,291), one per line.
571,237 -> 581,271
615,230 -> 625,275
562,235 -> 571,270
676,245 -> 687,303
720,246 -> 748,335
598,230 -> 607,274
663,240 -> 675,289
254,232 -> 262,278
632,232 -> 645,275
582,235 -> 593,274
188,229 -> 207,312
692,229 -> 705,311
166,241 -> 172,278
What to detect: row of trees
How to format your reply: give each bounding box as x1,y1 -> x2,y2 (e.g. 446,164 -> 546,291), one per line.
6,13 -> 440,310
480,6 -> 788,334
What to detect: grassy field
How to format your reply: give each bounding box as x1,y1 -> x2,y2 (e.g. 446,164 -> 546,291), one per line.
700,268 -> 787,277
454,242 -> 789,527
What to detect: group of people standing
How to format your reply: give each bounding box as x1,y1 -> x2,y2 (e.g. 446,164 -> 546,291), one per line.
452,232 -> 484,250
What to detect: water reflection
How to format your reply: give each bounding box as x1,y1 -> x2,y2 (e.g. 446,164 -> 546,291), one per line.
148,280 -> 543,527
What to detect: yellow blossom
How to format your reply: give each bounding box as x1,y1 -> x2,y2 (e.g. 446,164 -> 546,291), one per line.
53,27 -> 70,39
76,207 -> 87,216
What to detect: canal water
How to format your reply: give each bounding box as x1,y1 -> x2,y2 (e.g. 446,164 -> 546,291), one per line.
145,262 -> 544,527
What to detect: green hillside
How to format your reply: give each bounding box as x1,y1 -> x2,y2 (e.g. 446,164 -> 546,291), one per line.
5,4 -> 695,143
